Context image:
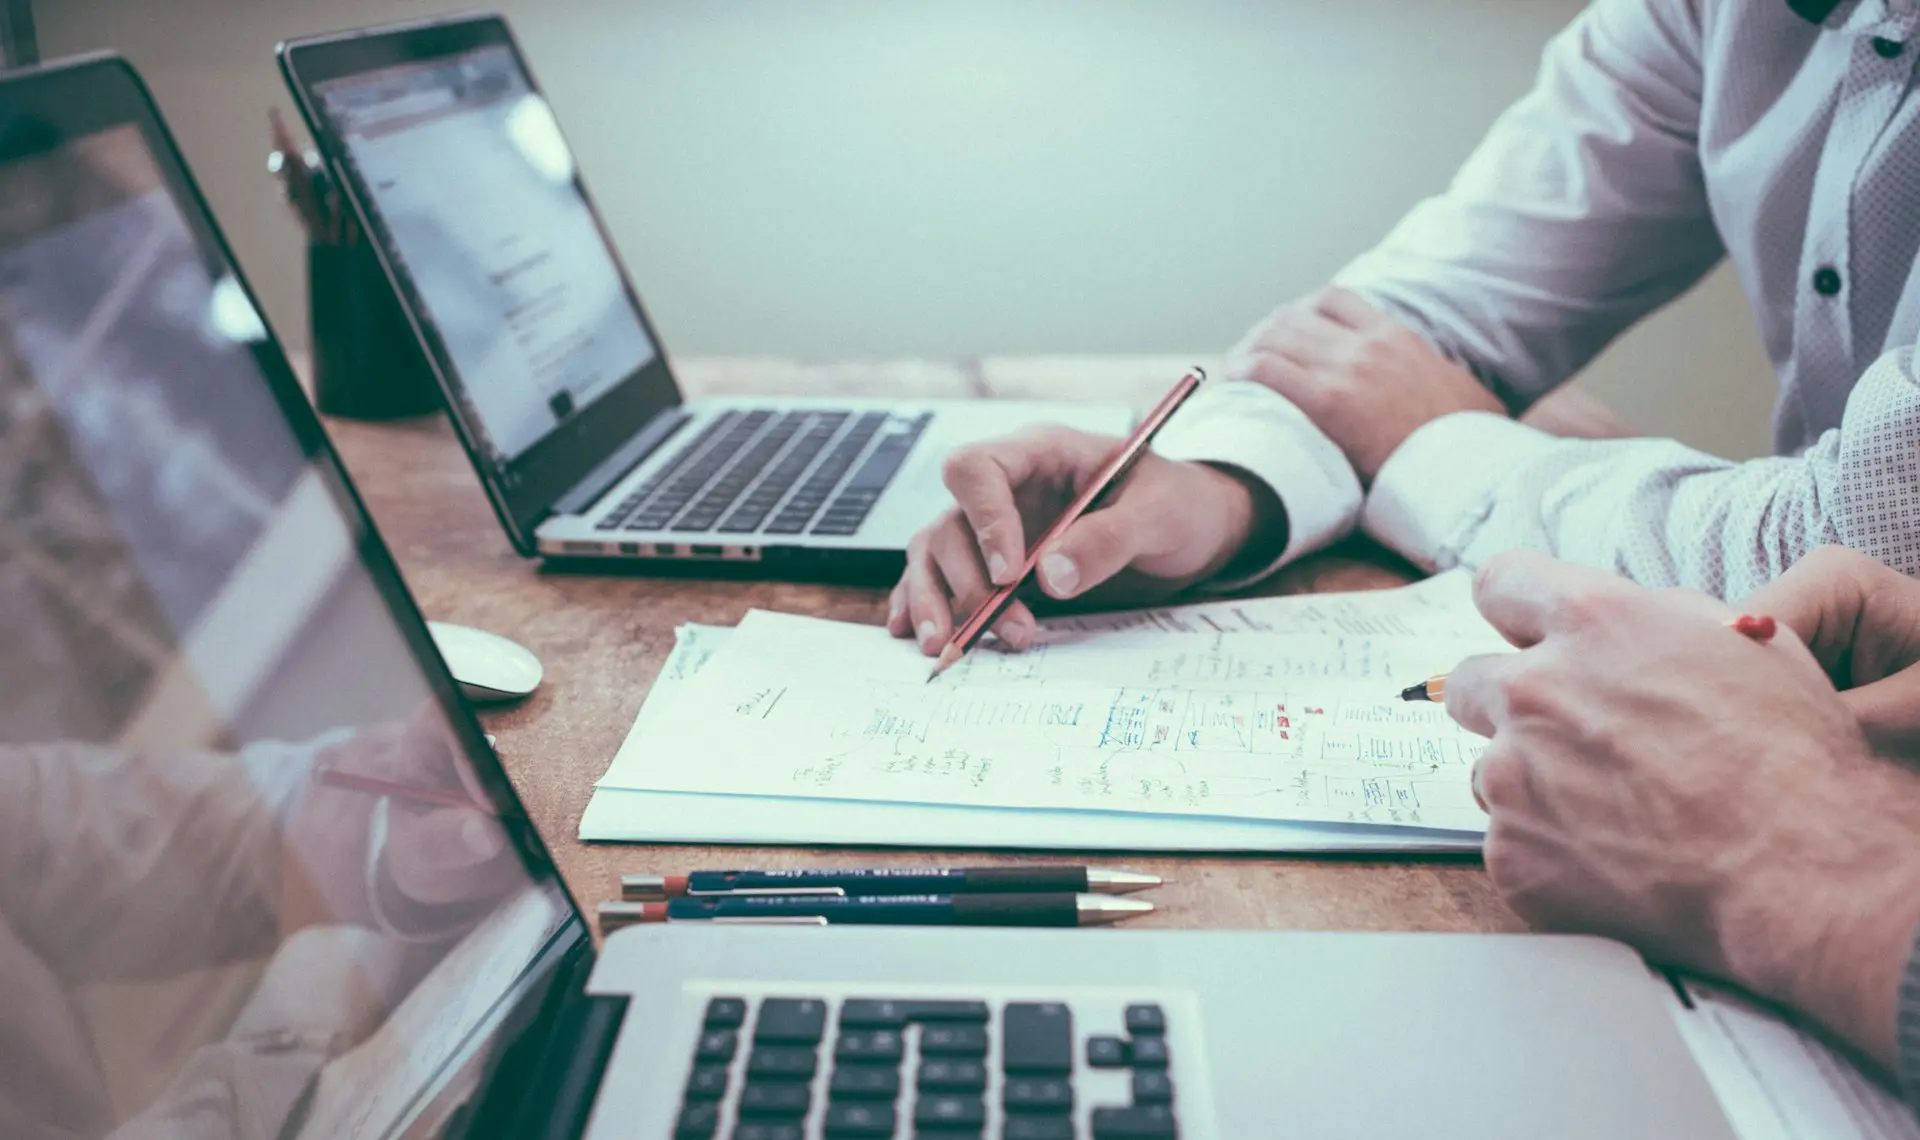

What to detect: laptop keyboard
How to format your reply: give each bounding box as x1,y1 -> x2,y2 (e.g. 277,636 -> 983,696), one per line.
593,409 -> 932,540
674,994 -> 1181,1139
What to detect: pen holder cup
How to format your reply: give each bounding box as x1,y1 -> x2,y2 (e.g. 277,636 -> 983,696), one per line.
308,238 -> 442,420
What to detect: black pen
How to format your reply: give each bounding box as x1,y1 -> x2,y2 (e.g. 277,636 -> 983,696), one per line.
596,893 -> 1152,932
622,865 -> 1163,900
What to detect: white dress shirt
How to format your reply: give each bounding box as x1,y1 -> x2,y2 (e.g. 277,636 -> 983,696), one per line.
1154,0 -> 1920,600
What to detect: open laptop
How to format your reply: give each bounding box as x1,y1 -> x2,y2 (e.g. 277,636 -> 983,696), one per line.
276,13 -> 1130,578
3,52 -> 1846,1140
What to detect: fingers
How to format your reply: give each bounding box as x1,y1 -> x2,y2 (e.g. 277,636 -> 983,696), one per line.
1441,651 -> 1521,738
1470,550 -> 1637,648
1259,305 -> 1354,366
1841,664 -> 1920,758
942,429 -> 1110,586
1033,487 -> 1167,600
898,517 -> 1038,654
1744,546 -> 1920,683
384,805 -> 512,906
1313,285 -> 1390,330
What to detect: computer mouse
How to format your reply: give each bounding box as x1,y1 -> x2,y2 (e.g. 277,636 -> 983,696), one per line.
427,621 -> 544,704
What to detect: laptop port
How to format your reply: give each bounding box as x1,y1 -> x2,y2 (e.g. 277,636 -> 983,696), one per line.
619,543 -> 640,555
690,545 -> 724,557
654,543 -> 678,556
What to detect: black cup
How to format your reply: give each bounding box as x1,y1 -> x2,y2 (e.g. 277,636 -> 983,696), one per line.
308,237 -> 442,420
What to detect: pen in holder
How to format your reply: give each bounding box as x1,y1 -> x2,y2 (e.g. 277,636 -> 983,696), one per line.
308,221 -> 442,421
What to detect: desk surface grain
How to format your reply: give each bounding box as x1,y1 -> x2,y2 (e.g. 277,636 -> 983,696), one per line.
321,356 -> 1523,936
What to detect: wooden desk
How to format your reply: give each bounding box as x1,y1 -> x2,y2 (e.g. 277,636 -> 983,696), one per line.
323,356 -> 1531,936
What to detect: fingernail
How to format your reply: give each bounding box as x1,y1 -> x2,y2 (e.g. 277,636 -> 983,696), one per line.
1040,553 -> 1079,596
987,551 -> 1010,583
462,814 -> 503,858
917,620 -> 939,648
887,595 -> 903,623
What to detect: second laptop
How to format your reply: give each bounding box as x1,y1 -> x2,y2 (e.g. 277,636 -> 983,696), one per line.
279,13 -> 1131,579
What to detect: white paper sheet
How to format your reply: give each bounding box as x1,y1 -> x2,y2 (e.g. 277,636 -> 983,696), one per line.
580,624 -> 1480,851
600,576 -> 1503,833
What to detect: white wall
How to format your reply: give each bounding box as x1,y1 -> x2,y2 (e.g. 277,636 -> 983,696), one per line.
42,0 -> 1779,458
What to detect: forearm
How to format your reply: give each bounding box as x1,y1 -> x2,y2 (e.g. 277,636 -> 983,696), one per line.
1335,0 -> 1720,407
1364,347 -> 1920,599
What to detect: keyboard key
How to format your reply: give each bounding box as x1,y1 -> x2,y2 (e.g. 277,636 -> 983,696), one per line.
738,1082 -> 811,1118
916,1058 -> 986,1091
1124,1004 -> 1166,1036
838,999 -> 908,1028
823,1102 -> 896,1136
1004,1077 -> 1073,1113
747,1046 -> 818,1082
913,1093 -> 987,1130
1129,1036 -> 1170,1068
1091,1105 -> 1178,1138
1002,1003 -> 1073,1074
1005,1117 -> 1075,1140
704,997 -> 747,1028
904,1000 -> 991,1022
1132,1069 -> 1175,1105
755,998 -> 828,1044
693,1029 -> 737,1063
921,1024 -> 990,1057
684,1065 -> 728,1099
734,1125 -> 801,1140
1085,1036 -> 1128,1068
835,1029 -> 904,1064
830,1065 -> 901,1100
674,1100 -> 720,1138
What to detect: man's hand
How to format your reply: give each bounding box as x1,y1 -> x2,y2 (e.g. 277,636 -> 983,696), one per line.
1230,286 -> 1502,482
1743,545 -> 1920,758
1444,550 -> 1920,1073
889,426 -> 1283,654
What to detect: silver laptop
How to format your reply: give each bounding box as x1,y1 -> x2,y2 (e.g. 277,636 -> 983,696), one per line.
277,13 -> 1130,578
0,52 -> 1760,1140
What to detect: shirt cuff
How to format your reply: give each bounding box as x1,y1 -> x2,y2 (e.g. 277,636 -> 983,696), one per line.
1362,411 -> 1561,572
1897,925 -> 1920,1116
1151,379 -> 1363,589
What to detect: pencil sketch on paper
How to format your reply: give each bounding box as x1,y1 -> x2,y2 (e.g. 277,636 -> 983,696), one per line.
625,597 -> 1504,833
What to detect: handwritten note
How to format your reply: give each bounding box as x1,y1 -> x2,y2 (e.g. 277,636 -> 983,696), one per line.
602,576 -> 1505,832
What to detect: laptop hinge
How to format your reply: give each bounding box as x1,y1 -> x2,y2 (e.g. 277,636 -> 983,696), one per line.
453,941 -> 628,1140
506,990 -> 629,1140
552,408 -> 691,518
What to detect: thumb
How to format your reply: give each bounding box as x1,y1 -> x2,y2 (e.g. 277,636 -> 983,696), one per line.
1036,500 -> 1155,600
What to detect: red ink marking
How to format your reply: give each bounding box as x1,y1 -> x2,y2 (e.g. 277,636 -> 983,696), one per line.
1732,614 -> 1777,642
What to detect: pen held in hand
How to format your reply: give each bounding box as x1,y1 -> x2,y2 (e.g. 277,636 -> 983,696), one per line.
928,368 -> 1207,682
1398,612 -> 1780,703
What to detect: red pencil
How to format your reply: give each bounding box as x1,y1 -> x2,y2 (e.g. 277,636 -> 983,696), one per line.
928,368 -> 1206,681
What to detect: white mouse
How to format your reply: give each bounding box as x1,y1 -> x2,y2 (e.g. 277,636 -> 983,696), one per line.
427,621 -> 544,704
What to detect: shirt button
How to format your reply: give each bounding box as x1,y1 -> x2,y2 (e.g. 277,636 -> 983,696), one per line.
1873,37 -> 1905,59
1813,266 -> 1843,296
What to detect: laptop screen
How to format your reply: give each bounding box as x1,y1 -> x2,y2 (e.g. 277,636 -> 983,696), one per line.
0,60 -> 577,1140
294,21 -> 684,544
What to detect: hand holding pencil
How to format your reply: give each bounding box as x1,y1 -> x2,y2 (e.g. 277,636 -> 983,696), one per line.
891,369 -> 1287,662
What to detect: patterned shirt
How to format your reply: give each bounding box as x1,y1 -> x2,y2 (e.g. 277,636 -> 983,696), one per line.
1160,0 -> 1920,601
1150,0 -> 1920,1117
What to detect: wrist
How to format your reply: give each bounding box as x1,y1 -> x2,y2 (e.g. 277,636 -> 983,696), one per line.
1197,462 -> 1288,581
1716,782 -> 1920,1070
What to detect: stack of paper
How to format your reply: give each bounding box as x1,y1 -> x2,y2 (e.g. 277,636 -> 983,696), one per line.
582,571 -> 1509,852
